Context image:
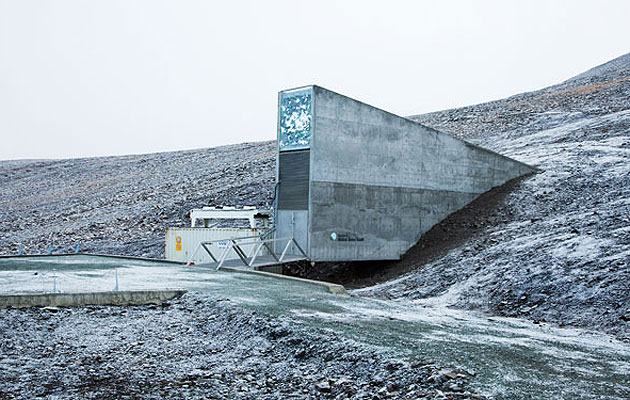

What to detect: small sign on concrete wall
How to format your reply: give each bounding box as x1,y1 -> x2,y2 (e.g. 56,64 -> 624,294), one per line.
175,236 -> 182,251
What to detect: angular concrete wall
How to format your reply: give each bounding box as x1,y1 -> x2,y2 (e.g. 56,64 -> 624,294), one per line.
307,86 -> 533,261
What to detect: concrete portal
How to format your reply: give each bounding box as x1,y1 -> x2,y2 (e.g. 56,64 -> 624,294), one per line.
275,85 -> 534,262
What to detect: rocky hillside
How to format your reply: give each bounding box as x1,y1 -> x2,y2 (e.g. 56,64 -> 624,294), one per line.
0,143 -> 276,256
361,52 -> 630,339
1,53 -> 629,339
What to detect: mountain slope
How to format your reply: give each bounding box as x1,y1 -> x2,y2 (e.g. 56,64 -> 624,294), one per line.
359,53 -> 630,339
566,52 -> 630,84
0,143 -> 276,256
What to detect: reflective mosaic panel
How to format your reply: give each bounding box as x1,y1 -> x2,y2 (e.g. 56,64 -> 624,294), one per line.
279,88 -> 312,151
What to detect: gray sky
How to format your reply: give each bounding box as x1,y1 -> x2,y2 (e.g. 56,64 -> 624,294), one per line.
1,0 -> 629,160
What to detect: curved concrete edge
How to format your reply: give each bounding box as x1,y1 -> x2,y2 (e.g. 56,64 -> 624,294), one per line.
219,266 -> 348,295
0,289 -> 187,308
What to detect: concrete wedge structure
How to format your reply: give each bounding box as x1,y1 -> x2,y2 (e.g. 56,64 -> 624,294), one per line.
275,85 -> 535,262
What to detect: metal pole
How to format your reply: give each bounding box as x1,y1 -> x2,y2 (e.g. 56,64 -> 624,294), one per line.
248,242 -> 265,267
216,245 -> 232,270
279,239 -> 292,262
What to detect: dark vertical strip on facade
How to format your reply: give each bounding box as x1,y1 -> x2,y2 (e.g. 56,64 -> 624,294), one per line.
278,150 -> 310,210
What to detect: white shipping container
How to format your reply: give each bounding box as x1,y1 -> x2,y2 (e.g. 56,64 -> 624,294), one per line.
165,227 -> 266,264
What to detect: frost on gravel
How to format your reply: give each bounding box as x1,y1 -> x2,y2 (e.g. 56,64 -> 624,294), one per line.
367,66 -> 630,338
0,142 -> 277,257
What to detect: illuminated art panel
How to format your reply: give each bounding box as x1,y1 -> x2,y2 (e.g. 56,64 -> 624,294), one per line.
279,88 -> 312,151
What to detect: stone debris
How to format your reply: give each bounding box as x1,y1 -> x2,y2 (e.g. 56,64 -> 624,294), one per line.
0,294 -> 483,399
358,53 -> 630,341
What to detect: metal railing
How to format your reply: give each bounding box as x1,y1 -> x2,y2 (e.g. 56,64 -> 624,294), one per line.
188,228 -> 275,264
4,267 -> 124,295
189,234 -> 265,264
190,234 -> 307,270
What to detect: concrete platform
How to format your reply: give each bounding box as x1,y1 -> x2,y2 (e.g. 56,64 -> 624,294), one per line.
0,254 -> 343,296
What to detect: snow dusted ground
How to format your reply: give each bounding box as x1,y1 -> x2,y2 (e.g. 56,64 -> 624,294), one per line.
362,109 -> 630,338
1,255 -> 628,399
0,142 -> 275,256
363,54 -> 630,339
